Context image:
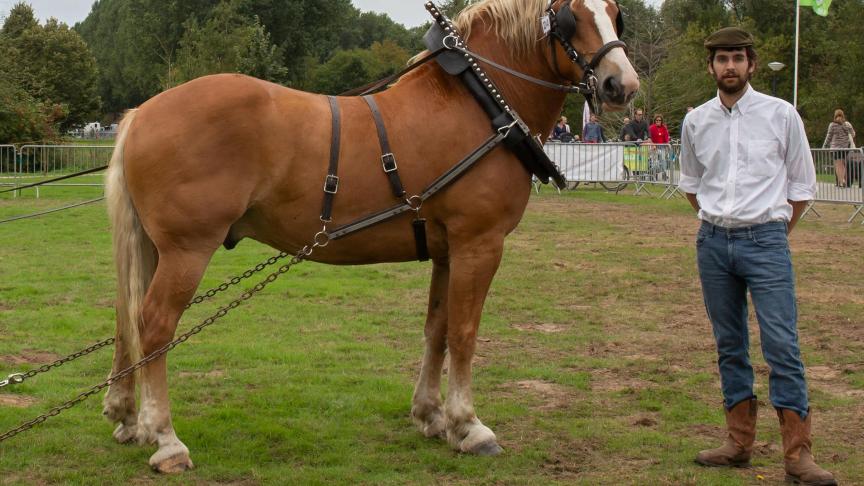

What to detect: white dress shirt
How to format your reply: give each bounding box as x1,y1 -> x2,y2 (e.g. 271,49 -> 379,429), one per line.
679,85 -> 816,228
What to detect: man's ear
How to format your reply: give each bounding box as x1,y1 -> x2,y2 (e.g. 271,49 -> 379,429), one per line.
707,62 -> 716,77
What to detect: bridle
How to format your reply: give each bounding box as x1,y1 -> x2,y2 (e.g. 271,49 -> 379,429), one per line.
545,0 -> 627,113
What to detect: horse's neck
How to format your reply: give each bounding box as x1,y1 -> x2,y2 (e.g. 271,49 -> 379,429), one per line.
465,29 -> 568,136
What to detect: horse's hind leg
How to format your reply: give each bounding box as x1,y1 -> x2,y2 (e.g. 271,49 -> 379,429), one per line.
103,331 -> 140,444
136,246 -> 216,473
444,236 -> 504,455
411,259 -> 449,439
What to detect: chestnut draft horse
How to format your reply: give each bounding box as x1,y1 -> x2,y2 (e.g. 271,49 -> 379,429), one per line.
102,0 -> 638,472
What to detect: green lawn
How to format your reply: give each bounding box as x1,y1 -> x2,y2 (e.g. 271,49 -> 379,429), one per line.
1,187 -> 861,485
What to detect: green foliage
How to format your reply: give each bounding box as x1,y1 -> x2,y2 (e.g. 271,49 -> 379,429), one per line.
0,3 -> 99,142
169,0 -> 288,87
309,40 -> 411,95
0,1 -> 38,37
77,0 -> 425,111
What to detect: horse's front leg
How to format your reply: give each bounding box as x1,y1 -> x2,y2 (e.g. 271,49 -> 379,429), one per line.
444,235 -> 504,455
411,258 -> 449,439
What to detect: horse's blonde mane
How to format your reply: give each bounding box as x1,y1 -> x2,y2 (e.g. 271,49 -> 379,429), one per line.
452,0 -> 549,56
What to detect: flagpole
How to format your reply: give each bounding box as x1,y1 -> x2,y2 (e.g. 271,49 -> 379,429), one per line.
794,0 -> 801,108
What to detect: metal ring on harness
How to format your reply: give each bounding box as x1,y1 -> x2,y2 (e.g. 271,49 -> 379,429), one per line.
442,33 -> 460,50
313,230 -> 331,248
406,195 -> 423,211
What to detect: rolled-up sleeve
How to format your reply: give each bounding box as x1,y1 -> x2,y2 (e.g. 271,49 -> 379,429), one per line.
678,119 -> 702,193
785,105 -> 816,201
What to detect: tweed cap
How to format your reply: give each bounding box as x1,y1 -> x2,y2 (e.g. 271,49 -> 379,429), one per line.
704,27 -> 754,49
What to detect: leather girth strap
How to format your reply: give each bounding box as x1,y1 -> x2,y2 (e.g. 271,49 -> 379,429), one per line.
320,96 -> 341,223
362,95 -> 406,198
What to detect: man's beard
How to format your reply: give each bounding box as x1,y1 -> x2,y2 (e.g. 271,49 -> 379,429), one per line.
715,73 -> 748,94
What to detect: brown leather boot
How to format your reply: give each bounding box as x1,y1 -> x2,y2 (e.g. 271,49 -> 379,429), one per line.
695,398 -> 757,467
777,408 -> 837,485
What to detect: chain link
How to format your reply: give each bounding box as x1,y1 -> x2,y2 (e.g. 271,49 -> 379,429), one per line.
0,245 -> 310,443
0,251 -> 290,389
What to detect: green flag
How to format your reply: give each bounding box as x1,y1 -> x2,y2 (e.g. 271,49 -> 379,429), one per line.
799,0 -> 832,16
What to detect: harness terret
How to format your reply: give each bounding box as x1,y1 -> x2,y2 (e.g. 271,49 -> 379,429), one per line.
312,1 -> 627,261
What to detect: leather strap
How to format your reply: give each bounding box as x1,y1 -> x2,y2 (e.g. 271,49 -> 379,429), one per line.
328,130 -> 507,240
320,96 -> 341,223
362,95 -> 406,197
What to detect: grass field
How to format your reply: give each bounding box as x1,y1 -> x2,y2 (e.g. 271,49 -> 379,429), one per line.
1,187 -> 862,485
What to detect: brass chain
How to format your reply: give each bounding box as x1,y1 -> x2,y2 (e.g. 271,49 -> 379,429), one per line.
0,244 -> 312,443
0,252 -> 290,389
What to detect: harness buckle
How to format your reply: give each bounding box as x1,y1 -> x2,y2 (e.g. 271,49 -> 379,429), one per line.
323,174 -> 339,194
497,120 -> 519,138
381,153 -> 398,173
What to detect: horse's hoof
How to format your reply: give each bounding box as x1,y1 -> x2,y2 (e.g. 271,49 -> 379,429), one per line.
151,453 -> 194,474
112,423 -> 138,444
468,440 -> 503,456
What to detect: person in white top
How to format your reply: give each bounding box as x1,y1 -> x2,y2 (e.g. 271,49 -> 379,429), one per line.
680,27 -> 836,486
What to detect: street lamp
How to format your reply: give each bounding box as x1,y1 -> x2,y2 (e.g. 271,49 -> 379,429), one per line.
768,62 -> 785,98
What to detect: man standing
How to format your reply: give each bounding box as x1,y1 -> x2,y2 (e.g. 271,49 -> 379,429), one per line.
622,108 -> 649,141
582,113 -> 605,143
679,27 -> 836,485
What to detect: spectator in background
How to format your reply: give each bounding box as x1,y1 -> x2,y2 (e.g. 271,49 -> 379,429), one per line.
620,117 -> 631,141
649,114 -> 671,177
551,116 -> 571,141
822,108 -> 856,187
649,114 -> 670,144
622,109 -> 649,141
582,113 -> 605,143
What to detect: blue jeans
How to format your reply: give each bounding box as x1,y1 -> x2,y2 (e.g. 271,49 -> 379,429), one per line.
696,221 -> 809,417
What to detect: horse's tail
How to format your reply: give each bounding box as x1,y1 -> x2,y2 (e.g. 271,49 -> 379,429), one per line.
106,109 -> 153,363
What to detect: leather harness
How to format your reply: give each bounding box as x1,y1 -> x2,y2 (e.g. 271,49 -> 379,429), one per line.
308,1 -> 627,261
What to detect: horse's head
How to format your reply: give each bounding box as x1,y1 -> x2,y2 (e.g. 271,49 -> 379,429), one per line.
546,0 -> 639,111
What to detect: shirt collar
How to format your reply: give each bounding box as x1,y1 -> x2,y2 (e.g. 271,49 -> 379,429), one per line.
713,83 -> 754,115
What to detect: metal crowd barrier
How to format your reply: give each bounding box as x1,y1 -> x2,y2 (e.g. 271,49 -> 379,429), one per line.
543,141 -> 682,197
0,145 -> 18,193
544,142 -> 864,223
809,148 -> 864,223
11,145 -> 113,197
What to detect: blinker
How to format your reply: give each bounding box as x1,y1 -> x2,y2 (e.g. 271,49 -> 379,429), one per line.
550,1 -> 625,41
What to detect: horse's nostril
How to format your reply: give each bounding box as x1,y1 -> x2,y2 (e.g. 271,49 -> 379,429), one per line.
602,76 -> 623,101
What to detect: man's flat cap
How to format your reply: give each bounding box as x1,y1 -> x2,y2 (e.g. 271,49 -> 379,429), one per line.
704,27 -> 754,49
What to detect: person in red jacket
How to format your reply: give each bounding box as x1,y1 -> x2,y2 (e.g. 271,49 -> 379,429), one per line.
649,114 -> 670,144
648,114 -> 671,179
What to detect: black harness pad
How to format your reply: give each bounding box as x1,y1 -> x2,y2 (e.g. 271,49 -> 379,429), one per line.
423,26 -> 470,75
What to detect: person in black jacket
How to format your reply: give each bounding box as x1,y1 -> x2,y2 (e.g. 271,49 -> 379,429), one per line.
622,108 -> 649,141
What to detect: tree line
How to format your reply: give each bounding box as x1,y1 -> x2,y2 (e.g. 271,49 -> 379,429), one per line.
1,0 -> 861,144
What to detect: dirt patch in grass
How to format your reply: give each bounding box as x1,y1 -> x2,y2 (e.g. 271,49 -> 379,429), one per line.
589,368 -> 653,392
0,349 -> 62,365
506,380 -> 572,411
808,365 -> 864,398
511,322 -> 565,333
0,394 -> 37,407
